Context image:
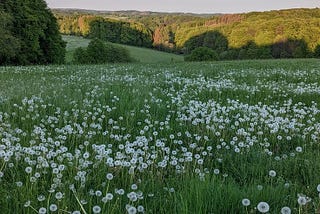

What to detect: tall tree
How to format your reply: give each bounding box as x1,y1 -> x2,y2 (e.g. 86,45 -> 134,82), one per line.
0,9 -> 20,64
0,0 -> 66,65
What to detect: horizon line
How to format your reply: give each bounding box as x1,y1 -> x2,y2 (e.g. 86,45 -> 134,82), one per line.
49,6 -> 319,15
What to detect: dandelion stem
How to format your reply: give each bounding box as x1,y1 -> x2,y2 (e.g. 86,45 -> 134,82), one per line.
73,191 -> 87,214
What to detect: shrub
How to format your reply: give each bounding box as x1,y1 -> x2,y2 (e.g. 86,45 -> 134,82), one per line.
184,47 -> 219,62
219,50 -> 239,60
73,38 -> 133,64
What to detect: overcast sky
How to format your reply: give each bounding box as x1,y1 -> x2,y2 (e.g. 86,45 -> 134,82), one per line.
45,0 -> 319,13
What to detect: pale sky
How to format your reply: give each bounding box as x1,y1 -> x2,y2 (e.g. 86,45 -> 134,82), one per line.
45,0 -> 319,13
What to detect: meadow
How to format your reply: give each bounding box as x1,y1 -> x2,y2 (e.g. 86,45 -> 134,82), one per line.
0,59 -> 320,213
63,35 -> 184,64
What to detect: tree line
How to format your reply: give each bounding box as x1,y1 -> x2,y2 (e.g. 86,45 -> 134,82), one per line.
184,31 -> 320,61
54,8 -> 320,59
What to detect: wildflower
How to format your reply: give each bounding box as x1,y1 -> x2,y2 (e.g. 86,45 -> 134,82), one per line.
242,198 -> 250,206
95,190 -> 102,197
106,173 -> 113,180
106,193 -> 113,200
284,182 -> 290,188
116,189 -> 125,195
127,206 -> 137,214
16,181 -> 23,187
297,196 -> 306,205
317,184 -> 320,192
49,204 -> 58,212
131,184 -> 138,190
257,201 -> 269,213
92,205 -> 101,213
55,192 -> 64,200
24,201 -> 31,207
213,169 -> 220,175
269,170 -> 276,177
38,207 -> 47,214
137,205 -> 144,212
295,146 -> 303,153
37,195 -> 46,202
25,167 -> 32,174
281,206 -> 291,214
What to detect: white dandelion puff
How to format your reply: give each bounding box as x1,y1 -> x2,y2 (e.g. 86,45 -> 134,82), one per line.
242,198 -> 250,206
257,201 -> 269,213
281,206 -> 291,214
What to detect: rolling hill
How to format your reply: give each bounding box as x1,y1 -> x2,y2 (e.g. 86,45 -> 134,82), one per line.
63,35 -> 184,63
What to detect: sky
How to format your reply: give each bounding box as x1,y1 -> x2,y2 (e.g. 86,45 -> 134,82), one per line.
45,0 -> 319,14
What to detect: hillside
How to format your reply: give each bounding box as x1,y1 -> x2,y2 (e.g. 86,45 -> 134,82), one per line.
63,35 -> 184,63
54,8 -> 320,56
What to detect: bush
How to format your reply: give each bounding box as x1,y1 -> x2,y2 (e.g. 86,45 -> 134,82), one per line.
219,50 -> 239,60
73,38 -> 133,64
184,47 -> 219,62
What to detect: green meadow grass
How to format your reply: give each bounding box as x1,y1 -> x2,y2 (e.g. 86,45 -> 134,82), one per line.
63,35 -> 184,64
0,59 -> 320,213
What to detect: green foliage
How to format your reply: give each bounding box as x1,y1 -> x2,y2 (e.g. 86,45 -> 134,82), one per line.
1,59 -> 320,213
73,38 -> 133,64
185,47 -> 219,61
0,0 -> 66,65
315,44 -> 320,58
0,10 -> 21,64
54,8 -> 320,60
89,19 -> 153,48
219,49 -> 239,60
184,31 -> 228,54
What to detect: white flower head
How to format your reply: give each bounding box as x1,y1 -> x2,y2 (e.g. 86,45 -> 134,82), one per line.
106,173 -> 113,180
241,198 -> 250,206
49,204 -> 58,212
92,205 -> 101,214
38,207 -> 47,214
257,201 -> 270,213
281,206 -> 291,214
297,196 -> 307,205
269,170 -> 276,177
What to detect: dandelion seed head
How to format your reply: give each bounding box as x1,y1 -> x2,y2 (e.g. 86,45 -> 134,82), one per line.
281,206 -> 291,214
49,204 -> 58,212
242,198 -> 250,206
257,201 -> 269,213
92,205 -> 101,213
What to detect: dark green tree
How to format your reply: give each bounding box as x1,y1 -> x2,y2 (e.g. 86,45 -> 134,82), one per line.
0,0 -> 66,65
73,38 -> 133,64
185,47 -> 219,62
314,44 -> 320,58
184,31 -> 228,54
0,9 -> 20,64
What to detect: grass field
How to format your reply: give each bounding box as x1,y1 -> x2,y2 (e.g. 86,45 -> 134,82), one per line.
63,35 -> 184,64
0,59 -> 320,213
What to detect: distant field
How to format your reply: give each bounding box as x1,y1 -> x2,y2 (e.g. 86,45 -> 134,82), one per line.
63,35 -> 184,63
1,59 -> 320,213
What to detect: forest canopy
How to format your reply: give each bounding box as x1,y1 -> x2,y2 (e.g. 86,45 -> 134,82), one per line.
0,0 -> 66,65
54,8 -> 320,59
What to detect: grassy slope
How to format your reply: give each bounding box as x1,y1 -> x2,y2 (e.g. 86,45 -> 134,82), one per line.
63,35 -> 184,64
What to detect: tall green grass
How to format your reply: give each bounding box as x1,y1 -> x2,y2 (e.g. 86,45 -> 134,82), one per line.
0,59 -> 320,213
